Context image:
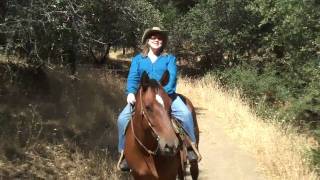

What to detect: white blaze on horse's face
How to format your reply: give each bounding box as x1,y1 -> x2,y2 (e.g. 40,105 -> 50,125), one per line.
155,94 -> 164,107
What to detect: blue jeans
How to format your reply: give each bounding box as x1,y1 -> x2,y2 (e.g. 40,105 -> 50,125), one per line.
117,96 -> 196,152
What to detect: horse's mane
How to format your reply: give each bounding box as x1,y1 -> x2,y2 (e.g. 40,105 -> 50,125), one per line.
141,78 -> 161,90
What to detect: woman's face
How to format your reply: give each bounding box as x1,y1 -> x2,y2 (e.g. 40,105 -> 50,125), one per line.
147,33 -> 164,50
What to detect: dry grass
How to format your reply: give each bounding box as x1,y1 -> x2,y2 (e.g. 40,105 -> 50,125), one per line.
109,48 -> 134,62
0,143 -> 122,179
177,75 -> 319,180
0,61 -> 128,179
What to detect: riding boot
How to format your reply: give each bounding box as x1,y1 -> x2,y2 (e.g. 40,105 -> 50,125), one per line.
117,151 -> 130,172
187,149 -> 198,162
187,143 -> 198,162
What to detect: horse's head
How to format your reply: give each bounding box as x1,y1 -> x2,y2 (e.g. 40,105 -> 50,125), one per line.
135,71 -> 179,156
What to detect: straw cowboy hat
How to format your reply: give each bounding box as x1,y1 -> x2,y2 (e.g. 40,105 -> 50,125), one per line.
141,27 -> 168,44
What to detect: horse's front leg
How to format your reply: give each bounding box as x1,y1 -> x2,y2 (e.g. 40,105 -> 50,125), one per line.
177,148 -> 186,180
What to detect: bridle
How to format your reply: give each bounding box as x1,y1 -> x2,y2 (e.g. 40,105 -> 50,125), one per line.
130,88 -> 162,155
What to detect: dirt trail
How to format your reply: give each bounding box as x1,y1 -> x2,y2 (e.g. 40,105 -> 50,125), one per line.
195,111 -> 265,180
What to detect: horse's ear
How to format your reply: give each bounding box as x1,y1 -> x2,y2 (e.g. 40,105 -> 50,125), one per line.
160,70 -> 169,86
141,71 -> 150,89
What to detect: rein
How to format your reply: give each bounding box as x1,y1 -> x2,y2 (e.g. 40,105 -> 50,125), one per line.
130,88 -> 161,155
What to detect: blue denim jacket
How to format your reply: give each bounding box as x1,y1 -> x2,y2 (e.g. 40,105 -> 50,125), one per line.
126,53 -> 177,95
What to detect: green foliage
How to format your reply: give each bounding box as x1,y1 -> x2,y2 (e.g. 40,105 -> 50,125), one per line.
0,0 -> 162,66
147,0 -> 197,13
247,0 -> 320,68
172,0 -> 260,68
217,59 -> 320,124
217,65 -> 290,107
173,0 -> 320,131
157,2 -> 179,31
121,0 -> 163,47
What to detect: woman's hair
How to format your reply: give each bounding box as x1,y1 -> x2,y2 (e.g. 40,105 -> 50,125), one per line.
141,33 -> 167,57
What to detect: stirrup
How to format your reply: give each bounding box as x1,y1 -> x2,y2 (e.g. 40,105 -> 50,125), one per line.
187,149 -> 198,163
171,119 -> 202,162
117,151 -> 130,172
189,142 -> 202,162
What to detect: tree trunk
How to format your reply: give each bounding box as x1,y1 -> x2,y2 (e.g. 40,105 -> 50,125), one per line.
0,0 -> 6,21
102,43 -> 111,63
0,0 -> 7,46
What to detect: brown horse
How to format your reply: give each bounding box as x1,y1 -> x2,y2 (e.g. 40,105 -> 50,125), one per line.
124,71 -> 199,180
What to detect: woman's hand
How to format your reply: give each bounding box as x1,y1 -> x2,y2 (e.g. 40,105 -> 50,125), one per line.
127,93 -> 136,105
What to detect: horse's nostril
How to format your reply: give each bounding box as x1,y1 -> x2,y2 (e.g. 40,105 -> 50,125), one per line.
164,144 -> 176,153
164,145 -> 171,151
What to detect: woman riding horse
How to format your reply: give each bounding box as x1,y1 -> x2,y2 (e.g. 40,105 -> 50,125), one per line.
124,72 -> 183,179
117,27 -> 198,172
